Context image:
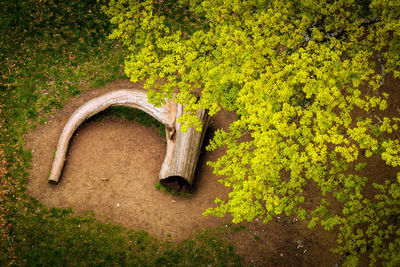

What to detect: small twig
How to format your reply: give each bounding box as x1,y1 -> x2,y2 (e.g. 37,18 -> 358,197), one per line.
378,52 -> 386,88
360,18 -> 382,27
294,17 -> 381,52
332,252 -> 350,267
373,112 -> 383,123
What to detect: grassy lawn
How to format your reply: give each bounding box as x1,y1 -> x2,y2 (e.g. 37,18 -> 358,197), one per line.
0,1 -> 241,265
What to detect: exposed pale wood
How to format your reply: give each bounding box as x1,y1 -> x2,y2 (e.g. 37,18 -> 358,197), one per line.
48,89 -> 177,184
48,89 -> 209,190
159,104 -> 210,189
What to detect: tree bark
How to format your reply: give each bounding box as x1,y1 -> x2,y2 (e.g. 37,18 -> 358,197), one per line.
48,89 -> 209,191
159,104 -> 210,191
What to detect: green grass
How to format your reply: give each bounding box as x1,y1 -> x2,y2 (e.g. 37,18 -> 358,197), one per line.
155,182 -> 192,197
0,0 -> 241,265
90,106 -> 166,137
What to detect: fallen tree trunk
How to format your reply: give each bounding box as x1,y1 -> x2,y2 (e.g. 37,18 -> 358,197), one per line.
48,89 -> 209,191
159,104 -> 210,191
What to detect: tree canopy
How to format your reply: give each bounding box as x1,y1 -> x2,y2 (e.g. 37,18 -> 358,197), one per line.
105,0 -> 400,265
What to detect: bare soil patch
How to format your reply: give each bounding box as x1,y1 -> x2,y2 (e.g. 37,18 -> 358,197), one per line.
26,80 -> 340,266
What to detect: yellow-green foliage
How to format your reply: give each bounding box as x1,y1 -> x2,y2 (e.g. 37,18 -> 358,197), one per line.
105,0 -> 400,265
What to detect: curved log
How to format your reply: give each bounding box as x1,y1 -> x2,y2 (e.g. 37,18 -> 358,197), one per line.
48,89 -> 209,191
48,89 -> 177,184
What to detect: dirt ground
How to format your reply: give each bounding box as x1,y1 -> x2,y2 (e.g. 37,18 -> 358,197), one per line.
26,80 -> 345,266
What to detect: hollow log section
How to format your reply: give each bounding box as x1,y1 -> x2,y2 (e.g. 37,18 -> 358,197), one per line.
48,89 -> 210,190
